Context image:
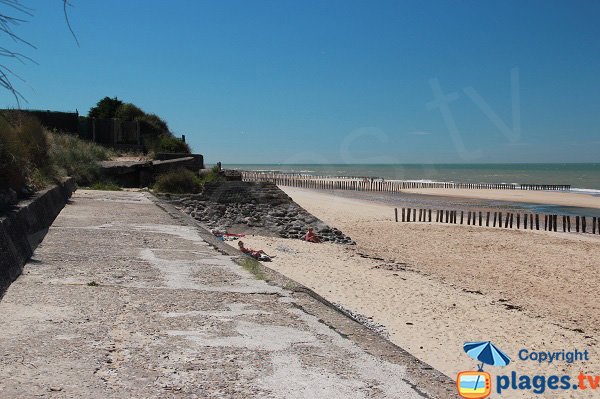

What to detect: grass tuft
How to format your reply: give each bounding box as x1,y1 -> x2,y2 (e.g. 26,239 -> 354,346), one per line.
234,256 -> 267,280
87,181 -> 122,191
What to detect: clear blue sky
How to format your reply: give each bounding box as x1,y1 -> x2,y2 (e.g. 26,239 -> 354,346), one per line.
2,1 -> 599,164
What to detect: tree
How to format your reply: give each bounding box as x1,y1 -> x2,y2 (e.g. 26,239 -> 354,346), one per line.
0,1 -> 77,104
88,96 -> 123,119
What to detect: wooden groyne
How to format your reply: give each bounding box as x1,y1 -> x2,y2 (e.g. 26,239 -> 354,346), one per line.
241,171 -> 571,192
395,207 -> 599,236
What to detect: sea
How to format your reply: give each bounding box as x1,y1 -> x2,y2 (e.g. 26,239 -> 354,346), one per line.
225,163 -> 600,193
224,163 -> 600,216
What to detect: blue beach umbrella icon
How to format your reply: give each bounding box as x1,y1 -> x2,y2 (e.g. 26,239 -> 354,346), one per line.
463,341 -> 511,393
464,341 -> 511,370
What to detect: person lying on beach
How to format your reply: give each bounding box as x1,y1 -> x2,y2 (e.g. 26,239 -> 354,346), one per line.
238,241 -> 273,261
304,226 -> 321,243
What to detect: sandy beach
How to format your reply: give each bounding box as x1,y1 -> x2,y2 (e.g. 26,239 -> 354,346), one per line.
228,187 -> 600,398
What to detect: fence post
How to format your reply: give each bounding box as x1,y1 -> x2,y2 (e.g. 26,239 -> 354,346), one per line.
395,208 -> 398,222
553,215 -> 557,232
535,214 -> 539,230
582,216 -> 586,233
594,217 -> 597,234
516,214 -> 520,229
428,209 -> 432,222
576,216 -> 580,232
567,216 -> 571,232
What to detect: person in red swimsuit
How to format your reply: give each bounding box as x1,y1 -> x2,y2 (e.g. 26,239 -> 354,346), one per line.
238,241 -> 269,259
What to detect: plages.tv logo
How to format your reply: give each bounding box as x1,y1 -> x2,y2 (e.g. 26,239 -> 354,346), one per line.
457,341 -> 511,399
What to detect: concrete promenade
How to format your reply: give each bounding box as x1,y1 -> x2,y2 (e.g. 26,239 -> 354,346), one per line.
0,190 -> 454,398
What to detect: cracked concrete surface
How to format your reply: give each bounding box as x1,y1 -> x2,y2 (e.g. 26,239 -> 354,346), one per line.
0,190 -> 447,398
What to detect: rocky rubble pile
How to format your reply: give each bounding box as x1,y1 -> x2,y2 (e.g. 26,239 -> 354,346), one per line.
162,182 -> 354,245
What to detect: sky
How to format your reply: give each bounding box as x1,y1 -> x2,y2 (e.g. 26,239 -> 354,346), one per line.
1,0 -> 599,164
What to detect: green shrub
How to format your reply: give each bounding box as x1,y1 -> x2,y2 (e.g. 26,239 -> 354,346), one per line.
153,168 -> 202,194
144,134 -> 191,155
115,103 -> 144,121
0,117 -> 27,191
47,131 -> 115,185
199,166 -> 225,184
0,112 -> 51,192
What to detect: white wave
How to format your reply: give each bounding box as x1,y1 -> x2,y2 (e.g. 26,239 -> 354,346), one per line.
569,188 -> 600,195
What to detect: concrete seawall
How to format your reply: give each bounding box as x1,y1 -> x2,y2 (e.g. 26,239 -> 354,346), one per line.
0,178 -> 75,296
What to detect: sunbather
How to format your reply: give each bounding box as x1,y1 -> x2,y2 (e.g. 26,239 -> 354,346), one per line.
238,241 -> 272,261
304,226 -> 321,243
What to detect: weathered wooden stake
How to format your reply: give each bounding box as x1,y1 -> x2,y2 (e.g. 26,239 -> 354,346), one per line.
516,214 -> 520,229
402,208 -> 406,222
479,211 -> 482,226
428,209 -> 432,222
567,216 -> 571,232
582,216 -> 586,233
576,216 -> 580,232
395,208 -> 398,222
486,212 -> 490,227
535,214 -> 539,230
460,211 -> 464,224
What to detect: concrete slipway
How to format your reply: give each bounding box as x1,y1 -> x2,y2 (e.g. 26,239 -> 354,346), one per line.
0,190 -> 456,398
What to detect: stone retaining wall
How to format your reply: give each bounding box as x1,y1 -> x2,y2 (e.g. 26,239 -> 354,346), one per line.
0,178 -> 75,296
161,182 -> 354,244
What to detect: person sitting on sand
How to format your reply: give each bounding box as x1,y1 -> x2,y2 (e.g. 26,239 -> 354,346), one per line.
304,226 -> 321,243
238,241 -> 272,261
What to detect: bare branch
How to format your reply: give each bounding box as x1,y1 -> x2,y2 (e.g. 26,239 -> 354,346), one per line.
0,1 -> 79,104
63,0 -> 79,47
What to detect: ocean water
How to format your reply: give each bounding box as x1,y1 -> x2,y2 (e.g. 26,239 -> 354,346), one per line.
225,163 -> 600,192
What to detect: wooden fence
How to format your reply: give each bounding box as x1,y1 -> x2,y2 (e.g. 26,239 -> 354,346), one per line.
241,171 -> 571,192
394,207 -> 599,235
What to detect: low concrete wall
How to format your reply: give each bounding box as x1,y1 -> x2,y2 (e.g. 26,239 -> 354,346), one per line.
100,155 -> 204,188
0,178 -> 76,296
155,153 -> 204,170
